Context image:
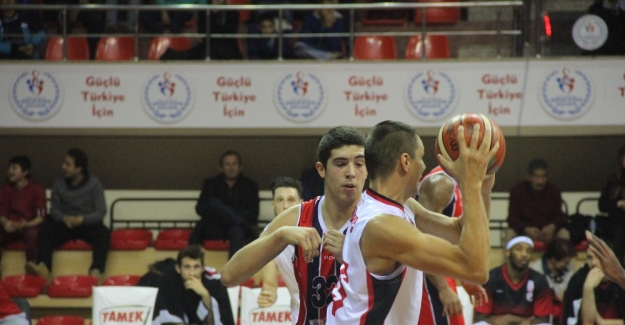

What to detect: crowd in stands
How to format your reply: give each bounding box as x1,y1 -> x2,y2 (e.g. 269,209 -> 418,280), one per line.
1,143 -> 625,325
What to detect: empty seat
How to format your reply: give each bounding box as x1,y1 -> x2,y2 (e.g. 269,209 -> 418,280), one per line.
414,0 -> 460,25
1,275 -> 46,298
102,275 -> 141,286
47,275 -> 99,298
153,229 -> 192,250
203,239 -> 230,251
45,37 -> 90,61
37,316 -> 85,325
110,229 -> 153,250
575,240 -> 588,252
5,241 -> 26,250
405,35 -> 451,59
147,37 -> 192,60
58,239 -> 92,251
95,37 -> 135,61
354,36 -> 397,60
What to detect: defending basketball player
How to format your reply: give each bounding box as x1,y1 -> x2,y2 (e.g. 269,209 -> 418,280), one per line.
220,126 -> 367,325
327,120 -> 498,325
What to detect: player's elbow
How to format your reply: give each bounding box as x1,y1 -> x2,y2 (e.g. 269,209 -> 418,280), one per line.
219,269 -> 237,287
465,267 -> 489,285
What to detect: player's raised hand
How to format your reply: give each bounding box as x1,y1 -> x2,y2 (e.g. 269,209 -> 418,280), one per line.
438,286 -> 463,317
278,226 -> 322,262
323,227 -> 345,264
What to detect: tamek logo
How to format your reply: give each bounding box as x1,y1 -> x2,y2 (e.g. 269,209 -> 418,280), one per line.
275,71 -> 327,123
10,70 -> 63,121
249,306 -> 292,324
405,70 -> 457,121
99,305 -> 151,325
539,68 -> 593,120
142,72 -> 193,124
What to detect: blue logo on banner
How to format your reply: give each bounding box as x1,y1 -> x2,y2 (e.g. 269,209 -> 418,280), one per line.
11,70 -> 62,121
142,72 -> 193,124
406,70 -> 457,121
275,71 -> 326,123
540,68 -> 593,120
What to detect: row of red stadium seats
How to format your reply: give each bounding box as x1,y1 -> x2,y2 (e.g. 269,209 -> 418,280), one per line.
4,229 -> 229,251
46,34 -> 451,61
2,274 -> 138,298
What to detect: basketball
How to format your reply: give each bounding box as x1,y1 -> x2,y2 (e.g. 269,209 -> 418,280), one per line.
435,113 -> 506,175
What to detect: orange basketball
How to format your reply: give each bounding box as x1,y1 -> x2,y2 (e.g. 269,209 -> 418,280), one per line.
435,113 -> 506,175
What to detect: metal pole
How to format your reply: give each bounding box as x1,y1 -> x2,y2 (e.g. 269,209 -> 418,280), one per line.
62,8 -> 67,61
349,8 -> 354,61
205,9 -> 210,61
278,9 -> 283,61
134,7 -> 139,61
420,7 -> 426,60
496,9 -> 502,58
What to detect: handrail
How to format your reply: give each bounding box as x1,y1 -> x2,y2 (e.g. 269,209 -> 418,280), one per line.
1,1 -> 523,60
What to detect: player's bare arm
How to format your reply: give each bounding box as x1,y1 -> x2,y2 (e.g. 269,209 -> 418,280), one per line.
258,261 -> 279,308
362,124 -> 497,284
221,205 -> 322,286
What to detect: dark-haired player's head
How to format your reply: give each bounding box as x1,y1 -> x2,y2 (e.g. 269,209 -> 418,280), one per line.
176,245 -> 205,281
365,121 -> 425,197
8,155 -> 32,183
527,158 -> 548,193
317,126 -> 366,169
543,238 -> 576,275
270,176 -> 303,215
220,150 -> 242,181
63,148 -> 88,181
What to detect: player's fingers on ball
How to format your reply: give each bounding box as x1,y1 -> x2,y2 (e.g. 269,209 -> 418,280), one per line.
470,123 -> 481,150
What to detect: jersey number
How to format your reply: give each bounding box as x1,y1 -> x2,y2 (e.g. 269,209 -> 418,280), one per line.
311,275 -> 338,308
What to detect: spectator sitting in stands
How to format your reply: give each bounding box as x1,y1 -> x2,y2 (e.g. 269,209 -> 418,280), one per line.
26,148 -> 109,282
189,150 -> 259,258
247,13 -> 293,60
48,0 -> 105,60
140,0 -> 205,34
583,0 -> 625,56
474,236 -> 555,325
152,245 -> 235,325
506,158 -> 569,245
600,144 -> 625,264
105,0 -> 141,33
529,238 -> 577,302
561,242 -> 625,325
257,176 -> 303,322
293,0 -> 347,60
0,155 -> 46,277
0,0 -> 46,60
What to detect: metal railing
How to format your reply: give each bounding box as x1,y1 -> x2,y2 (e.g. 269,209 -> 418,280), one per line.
1,1 -> 523,61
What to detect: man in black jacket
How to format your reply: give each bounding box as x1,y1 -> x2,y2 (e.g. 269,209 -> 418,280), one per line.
190,150 -> 259,258
153,245 -> 235,325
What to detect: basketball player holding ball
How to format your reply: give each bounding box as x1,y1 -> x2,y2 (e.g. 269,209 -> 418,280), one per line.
327,118 -> 504,325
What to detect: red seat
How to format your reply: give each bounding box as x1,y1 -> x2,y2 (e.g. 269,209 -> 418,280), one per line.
1,275 -> 47,298
110,229 -> 153,250
37,316 -> 85,325
5,241 -> 26,250
575,240 -> 588,251
241,278 -> 255,288
354,36 -> 397,60
405,35 -> 451,59
95,37 -> 135,61
147,37 -> 192,60
58,239 -> 92,251
203,239 -> 230,251
414,0 -> 460,25
153,229 -> 192,251
47,275 -> 98,298
45,37 -> 90,61
532,240 -> 547,252
102,275 -> 141,286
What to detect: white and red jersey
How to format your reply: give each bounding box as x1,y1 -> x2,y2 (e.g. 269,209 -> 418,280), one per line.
419,166 -> 463,218
327,189 -> 424,325
293,196 -> 349,325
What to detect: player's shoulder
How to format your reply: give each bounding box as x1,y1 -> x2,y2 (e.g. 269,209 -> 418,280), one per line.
263,203 -> 303,235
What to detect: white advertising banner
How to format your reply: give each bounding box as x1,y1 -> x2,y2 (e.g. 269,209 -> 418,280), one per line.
239,287 -> 292,325
1,59 -> 624,130
92,286 -> 158,325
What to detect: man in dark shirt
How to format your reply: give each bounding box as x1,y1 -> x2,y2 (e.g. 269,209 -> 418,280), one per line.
506,158 -> 569,245
474,236 -> 555,325
152,245 -> 235,325
189,150 -> 259,258
26,148 -> 109,281
562,243 -> 625,325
